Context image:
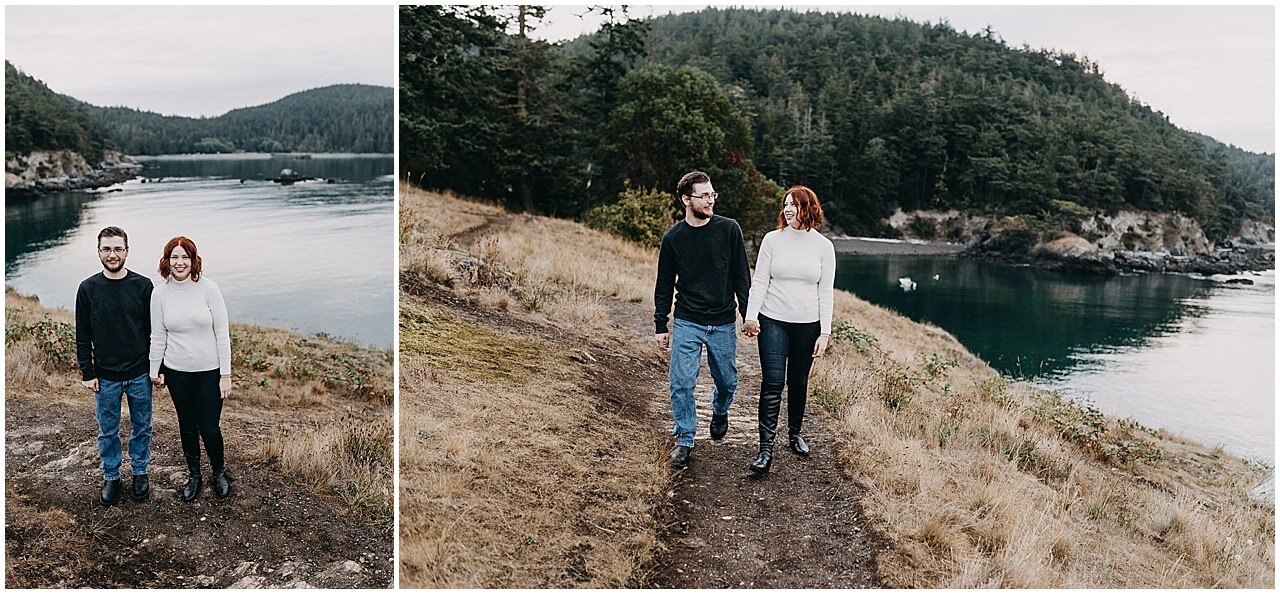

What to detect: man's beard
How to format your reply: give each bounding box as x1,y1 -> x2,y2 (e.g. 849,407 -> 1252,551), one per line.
102,259 -> 124,273
690,208 -> 711,220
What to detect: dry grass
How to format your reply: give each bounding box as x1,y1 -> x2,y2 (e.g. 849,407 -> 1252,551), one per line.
400,189 -> 1274,588
398,188 -> 669,587
4,287 -> 394,526
811,291 -> 1274,587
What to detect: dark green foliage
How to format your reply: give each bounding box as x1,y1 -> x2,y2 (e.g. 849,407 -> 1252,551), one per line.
633,8 -> 1270,240
5,61 -> 115,159
83,84 -> 392,154
398,6 -> 1270,247
583,186 -> 677,247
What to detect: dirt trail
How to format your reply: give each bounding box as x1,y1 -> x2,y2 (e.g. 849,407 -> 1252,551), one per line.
4,393 -> 392,588
451,213 -> 890,587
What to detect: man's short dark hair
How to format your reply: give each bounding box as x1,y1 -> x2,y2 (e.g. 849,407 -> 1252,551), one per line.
98,226 -> 128,247
675,171 -> 711,211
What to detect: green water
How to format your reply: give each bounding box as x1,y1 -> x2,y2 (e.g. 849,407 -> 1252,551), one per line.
835,253 -> 1274,463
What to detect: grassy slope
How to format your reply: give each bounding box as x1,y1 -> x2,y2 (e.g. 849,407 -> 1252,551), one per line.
400,188 -> 1273,588
398,190 -> 669,587
3,288 -> 393,525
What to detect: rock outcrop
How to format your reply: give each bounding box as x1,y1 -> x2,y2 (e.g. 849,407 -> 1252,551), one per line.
5,149 -> 141,198
890,208 -> 1275,275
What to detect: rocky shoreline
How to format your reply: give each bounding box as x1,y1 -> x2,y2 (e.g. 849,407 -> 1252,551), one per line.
968,239 -> 1275,276
882,208 -> 1276,276
4,149 -> 142,200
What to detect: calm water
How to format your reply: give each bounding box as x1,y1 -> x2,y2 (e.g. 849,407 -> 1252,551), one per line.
6,154 -> 394,348
836,253 -> 1275,464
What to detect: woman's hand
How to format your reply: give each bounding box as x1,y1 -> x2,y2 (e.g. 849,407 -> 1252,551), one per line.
151,374 -> 165,388
813,334 -> 830,358
219,376 -> 232,399
742,319 -> 761,337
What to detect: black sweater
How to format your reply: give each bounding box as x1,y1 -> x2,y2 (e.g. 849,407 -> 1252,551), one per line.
75,270 -> 154,381
654,215 -> 751,333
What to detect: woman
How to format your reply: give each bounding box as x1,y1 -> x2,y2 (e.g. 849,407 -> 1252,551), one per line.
742,185 -> 835,474
149,236 -> 233,500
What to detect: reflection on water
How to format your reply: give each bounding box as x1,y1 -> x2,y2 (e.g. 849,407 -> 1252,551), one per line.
5,155 -> 394,348
836,254 -> 1274,464
835,254 -> 1213,378
6,191 -> 102,272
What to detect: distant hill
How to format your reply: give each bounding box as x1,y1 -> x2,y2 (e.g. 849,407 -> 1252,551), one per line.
400,7 -> 1270,243
84,84 -> 394,154
5,61 -> 115,159
621,8 -> 1271,238
1188,132 -> 1274,215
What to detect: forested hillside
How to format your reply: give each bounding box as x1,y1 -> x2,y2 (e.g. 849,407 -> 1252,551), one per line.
84,84 -> 393,154
5,61 -> 115,158
400,6 -> 1273,243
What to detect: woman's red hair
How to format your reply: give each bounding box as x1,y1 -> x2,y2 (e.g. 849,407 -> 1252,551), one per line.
158,236 -> 203,281
777,185 -> 824,230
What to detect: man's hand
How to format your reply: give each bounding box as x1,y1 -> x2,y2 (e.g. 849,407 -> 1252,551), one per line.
655,333 -> 670,351
742,319 -> 760,337
82,378 -> 98,393
219,376 -> 232,400
151,374 -> 165,388
813,334 -> 830,358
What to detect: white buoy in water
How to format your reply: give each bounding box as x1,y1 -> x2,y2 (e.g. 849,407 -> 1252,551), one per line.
898,277 -> 917,291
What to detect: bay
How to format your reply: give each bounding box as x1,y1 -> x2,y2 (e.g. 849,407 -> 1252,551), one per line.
5,154 -> 395,348
835,252 -> 1275,464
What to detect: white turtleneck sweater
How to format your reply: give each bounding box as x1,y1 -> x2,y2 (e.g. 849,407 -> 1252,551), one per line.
745,226 -> 836,334
149,276 -> 231,377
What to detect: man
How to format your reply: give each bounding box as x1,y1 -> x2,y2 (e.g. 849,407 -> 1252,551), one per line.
654,171 -> 751,467
76,226 -> 155,505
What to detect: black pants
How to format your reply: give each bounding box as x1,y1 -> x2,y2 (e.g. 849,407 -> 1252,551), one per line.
757,314 -> 821,447
163,366 -> 226,475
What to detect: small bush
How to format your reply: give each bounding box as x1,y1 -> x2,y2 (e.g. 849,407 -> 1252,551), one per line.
830,319 -> 880,354
5,318 -> 76,372
583,186 -> 677,247
908,216 -> 939,240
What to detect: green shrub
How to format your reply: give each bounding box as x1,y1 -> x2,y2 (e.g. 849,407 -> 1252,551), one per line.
583,186 -> 677,247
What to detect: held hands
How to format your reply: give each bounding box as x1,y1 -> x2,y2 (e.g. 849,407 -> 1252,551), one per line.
82,378 -> 98,393
655,333 -> 671,351
741,319 -> 760,338
219,376 -> 232,400
813,334 -> 830,358
151,374 -> 166,388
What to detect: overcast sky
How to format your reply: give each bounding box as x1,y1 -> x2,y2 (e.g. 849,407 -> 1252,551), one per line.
5,5 -> 394,118
531,4 -> 1275,154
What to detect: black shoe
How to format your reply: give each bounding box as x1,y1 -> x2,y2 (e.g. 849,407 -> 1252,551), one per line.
789,434 -> 810,457
710,413 -> 729,440
212,471 -> 231,499
100,478 -> 122,506
131,474 -> 150,502
182,474 -> 203,502
670,445 -> 692,468
749,448 -> 773,475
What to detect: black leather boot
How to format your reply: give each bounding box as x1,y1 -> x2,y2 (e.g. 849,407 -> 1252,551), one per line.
789,433 -> 811,457
749,445 -> 773,474
710,413 -> 729,440
752,381 -> 783,474
131,474 -> 150,501
182,462 -> 202,502
212,470 -> 231,498
100,478 -> 122,506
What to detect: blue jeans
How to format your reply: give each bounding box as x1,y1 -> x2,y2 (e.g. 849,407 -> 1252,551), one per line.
95,372 -> 153,480
669,318 -> 738,447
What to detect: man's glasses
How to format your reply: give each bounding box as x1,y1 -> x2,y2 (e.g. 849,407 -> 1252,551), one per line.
99,247 -> 128,255
688,192 -> 718,201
